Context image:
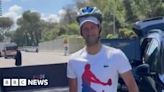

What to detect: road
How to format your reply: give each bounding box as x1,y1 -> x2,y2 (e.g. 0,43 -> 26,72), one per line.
0,51 -> 70,92
0,51 -> 69,68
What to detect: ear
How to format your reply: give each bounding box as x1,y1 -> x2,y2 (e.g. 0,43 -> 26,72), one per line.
80,28 -> 83,36
98,24 -> 101,34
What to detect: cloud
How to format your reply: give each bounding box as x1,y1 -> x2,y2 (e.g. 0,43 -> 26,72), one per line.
8,5 -> 23,14
58,9 -> 66,16
3,5 -> 23,20
3,5 -> 67,29
41,14 -> 60,23
3,5 -> 23,30
41,9 -> 66,23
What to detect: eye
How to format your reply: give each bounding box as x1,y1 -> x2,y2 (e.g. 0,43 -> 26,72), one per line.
91,24 -> 99,30
82,27 -> 88,32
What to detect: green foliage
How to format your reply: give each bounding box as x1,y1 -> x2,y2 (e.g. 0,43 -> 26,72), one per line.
86,0 -> 128,38
106,34 -> 118,39
119,28 -> 137,39
40,27 -> 60,42
77,0 -> 164,38
0,34 -> 4,41
8,0 -> 164,46
0,17 -> 13,29
12,28 -> 25,46
14,10 -> 42,46
66,23 -> 79,35
0,17 -> 13,41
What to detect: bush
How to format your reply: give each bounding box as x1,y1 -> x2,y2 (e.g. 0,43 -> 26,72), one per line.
106,34 -> 118,39
119,28 -> 137,39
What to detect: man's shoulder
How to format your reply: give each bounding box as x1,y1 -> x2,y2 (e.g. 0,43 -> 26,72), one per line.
103,45 -> 128,64
70,48 -> 84,57
68,48 -> 86,62
103,45 -> 121,53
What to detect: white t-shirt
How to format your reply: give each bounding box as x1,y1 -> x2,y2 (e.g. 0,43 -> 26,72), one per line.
67,45 -> 132,92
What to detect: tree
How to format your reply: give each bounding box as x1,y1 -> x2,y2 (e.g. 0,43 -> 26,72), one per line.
12,28 -> 25,46
0,17 -> 13,29
106,33 -> 118,39
60,4 -> 77,24
16,10 -> 42,46
0,17 -> 13,41
0,34 -> 4,41
74,0 -> 87,9
66,23 -> 79,35
59,4 -> 80,37
130,0 -> 164,19
83,0 -> 127,38
40,28 -> 60,41
123,0 -> 138,23
40,22 -> 61,42
119,28 -> 137,39
78,0 -> 164,38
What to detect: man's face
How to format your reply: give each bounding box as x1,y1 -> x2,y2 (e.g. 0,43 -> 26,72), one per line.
81,21 -> 100,46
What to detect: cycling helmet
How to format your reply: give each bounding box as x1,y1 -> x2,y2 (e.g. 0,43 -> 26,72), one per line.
76,6 -> 102,25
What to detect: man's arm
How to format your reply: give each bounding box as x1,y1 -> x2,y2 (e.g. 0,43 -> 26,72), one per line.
120,70 -> 139,92
69,78 -> 77,92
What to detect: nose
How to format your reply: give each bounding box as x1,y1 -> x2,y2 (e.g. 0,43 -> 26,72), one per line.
85,30 -> 97,36
86,30 -> 93,35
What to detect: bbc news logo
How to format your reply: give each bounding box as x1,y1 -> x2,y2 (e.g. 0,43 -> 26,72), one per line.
3,78 -> 48,86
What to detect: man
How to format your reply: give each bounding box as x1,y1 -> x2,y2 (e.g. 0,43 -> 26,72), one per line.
67,6 -> 139,92
64,37 -> 69,56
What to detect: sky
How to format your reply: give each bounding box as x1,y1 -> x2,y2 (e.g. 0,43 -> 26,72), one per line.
1,0 -> 76,24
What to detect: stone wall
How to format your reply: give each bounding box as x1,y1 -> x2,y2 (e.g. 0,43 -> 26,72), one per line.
39,37 -> 85,54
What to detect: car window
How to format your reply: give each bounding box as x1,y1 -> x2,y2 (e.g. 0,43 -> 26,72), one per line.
146,39 -> 159,57
143,38 -> 159,62
141,38 -> 151,56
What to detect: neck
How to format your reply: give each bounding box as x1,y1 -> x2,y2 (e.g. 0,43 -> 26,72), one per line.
86,42 -> 102,55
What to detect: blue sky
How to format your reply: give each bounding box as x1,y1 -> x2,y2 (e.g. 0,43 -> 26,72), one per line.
1,0 -> 77,24
2,0 -> 75,15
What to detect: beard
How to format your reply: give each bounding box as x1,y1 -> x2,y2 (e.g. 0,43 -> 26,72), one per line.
84,35 -> 100,46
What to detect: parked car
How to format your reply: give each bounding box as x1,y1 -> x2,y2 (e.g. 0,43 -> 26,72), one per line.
102,17 -> 164,92
1,43 -> 18,59
133,17 -> 164,92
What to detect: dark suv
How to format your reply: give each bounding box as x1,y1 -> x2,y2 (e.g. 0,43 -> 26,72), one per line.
102,17 -> 164,92
133,17 -> 164,92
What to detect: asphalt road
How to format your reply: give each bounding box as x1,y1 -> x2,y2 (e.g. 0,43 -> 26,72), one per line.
0,51 -> 69,68
0,51 -> 70,92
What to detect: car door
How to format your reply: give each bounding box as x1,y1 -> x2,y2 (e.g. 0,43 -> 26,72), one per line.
142,37 -> 160,72
141,35 -> 164,91
157,38 -> 164,91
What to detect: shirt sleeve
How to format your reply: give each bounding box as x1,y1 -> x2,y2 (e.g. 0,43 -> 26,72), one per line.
67,60 -> 77,79
116,49 -> 132,74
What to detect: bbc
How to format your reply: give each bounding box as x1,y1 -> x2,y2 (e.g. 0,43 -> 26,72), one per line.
3,79 -> 27,86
